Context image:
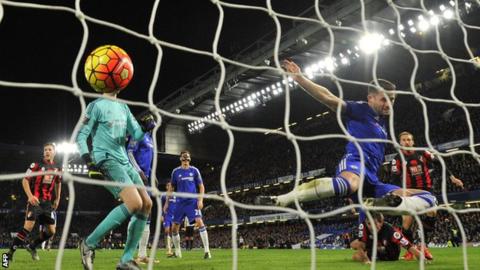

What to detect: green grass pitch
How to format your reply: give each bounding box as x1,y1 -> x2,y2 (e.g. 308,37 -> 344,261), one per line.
2,247 -> 479,269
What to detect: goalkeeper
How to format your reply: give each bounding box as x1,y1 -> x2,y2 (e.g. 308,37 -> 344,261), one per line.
76,90 -> 156,270
256,59 -> 437,218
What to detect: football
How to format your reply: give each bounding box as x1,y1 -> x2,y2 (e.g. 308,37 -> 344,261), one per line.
84,45 -> 134,93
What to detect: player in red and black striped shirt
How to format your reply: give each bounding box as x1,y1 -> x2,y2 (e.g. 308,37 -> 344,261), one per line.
391,131 -> 464,260
7,142 -> 62,262
351,212 -> 422,264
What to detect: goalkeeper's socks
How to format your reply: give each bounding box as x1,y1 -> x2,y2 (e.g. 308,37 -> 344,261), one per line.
172,233 -> 182,257
137,223 -> 150,258
10,227 -> 31,253
86,203 -> 131,249
121,213 -> 148,263
276,177 -> 347,206
199,226 -> 210,253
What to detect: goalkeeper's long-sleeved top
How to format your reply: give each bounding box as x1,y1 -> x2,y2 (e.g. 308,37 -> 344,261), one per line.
76,97 -> 145,165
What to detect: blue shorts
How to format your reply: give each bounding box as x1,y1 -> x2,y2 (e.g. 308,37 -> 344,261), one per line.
336,154 -> 400,198
163,213 -> 174,228
173,199 -> 202,224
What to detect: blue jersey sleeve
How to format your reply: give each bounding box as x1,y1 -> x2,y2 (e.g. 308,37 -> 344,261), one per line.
194,167 -> 203,186
344,101 -> 369,121
126,137 -> 139,153
171,169 -> 177,189
126,137 -> 142,173
161,195 -> 166,206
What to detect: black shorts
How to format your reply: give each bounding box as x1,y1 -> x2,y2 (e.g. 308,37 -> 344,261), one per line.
368,246 -> 400,261
26,201 -> 56,225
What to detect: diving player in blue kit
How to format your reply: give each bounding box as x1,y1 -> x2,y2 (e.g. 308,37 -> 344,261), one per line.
256,59 -> 437,218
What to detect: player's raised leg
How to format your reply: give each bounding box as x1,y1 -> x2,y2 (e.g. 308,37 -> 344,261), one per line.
257,171 -> 358,207
364,188 -> 437,214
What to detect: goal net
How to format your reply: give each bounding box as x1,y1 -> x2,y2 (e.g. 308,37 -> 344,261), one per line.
0,0 -> 479,270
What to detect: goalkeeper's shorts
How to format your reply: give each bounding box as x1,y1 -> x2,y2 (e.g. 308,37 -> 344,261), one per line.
100,159 -> 144,199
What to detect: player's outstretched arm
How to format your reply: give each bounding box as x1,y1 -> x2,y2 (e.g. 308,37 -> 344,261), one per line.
282,59 -> 345,111
350,240 -> 370,264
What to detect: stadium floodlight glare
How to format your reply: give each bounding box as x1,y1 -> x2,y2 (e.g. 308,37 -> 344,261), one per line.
56,142 -> 79,154
430,15 -> 440,25
449,0 -> 455,7
388,28 -> 395,35
272,89 -> 279,95
443,9 -> 454,19
409,27 -> 417,33
248,100 -> 255,107
358,33 -> 384,54
407,19 -> 414,26
398,24 -> 405,31
324,57 -> 335,71
439,4 -> 446,11
418,20 -> 430,31
340,57 -> 349,65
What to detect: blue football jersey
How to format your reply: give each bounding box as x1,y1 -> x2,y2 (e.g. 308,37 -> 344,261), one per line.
171,166 -> 203,200
343,101 -> 387,173
161,194 -> 177,216
127,132 -> 154,178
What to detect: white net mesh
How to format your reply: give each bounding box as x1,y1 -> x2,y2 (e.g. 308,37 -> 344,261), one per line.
0,0 -> 479,270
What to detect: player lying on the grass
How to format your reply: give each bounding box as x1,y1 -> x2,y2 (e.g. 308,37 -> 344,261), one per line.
391,131 -> 464,260
256,59 -> 437,217
7,142 -> 62,262
350,212 -> 425,264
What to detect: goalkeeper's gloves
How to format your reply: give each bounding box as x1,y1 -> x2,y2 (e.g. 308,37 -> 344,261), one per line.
81,154 -> 104,180
139,113 -> 157,132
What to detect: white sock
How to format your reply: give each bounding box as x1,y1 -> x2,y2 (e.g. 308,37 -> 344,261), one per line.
172,233 -> 182,257
137,224 -> 150,258
199,226 -> 210,253
276,177 -> 335,207
166,234 -> 172,254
